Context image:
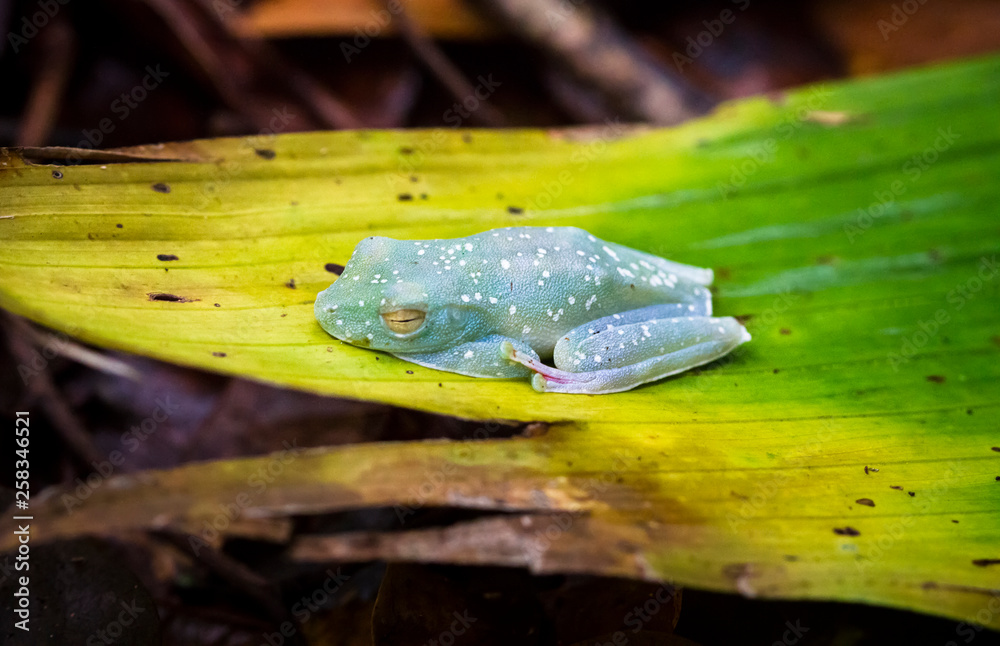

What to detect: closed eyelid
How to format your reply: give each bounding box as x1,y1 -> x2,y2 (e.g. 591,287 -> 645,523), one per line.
378,303 -> 427,315
381,308 -> 426,334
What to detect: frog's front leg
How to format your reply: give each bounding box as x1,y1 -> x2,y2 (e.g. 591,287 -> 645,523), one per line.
504,306 -> 750,394
392,334 -> 539,379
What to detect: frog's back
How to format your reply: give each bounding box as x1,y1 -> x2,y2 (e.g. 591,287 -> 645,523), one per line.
467,226 -> 711,299
453,227 -> 712,353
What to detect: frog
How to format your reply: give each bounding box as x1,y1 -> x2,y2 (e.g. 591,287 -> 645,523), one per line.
314,226 -> 750,394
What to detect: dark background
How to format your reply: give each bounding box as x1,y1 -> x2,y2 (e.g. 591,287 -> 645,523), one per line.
2,0 -> 1000,644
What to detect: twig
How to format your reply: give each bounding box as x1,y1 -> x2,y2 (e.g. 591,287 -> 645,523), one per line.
390,1 -> 506,127
2,312 -> 105,467
140,0 -> 255,121
471,0 -> 706,124
20,326 -> 142,381
16,17 -> 75,146
156,530 -> 302,643
187,0 -> 363,129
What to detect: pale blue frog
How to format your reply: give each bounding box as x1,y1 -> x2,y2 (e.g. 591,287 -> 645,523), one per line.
314,227 -> 750,394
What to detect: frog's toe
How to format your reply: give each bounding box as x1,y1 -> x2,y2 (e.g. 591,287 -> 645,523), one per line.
531,373 -> 548,392
500,340 -> 517,361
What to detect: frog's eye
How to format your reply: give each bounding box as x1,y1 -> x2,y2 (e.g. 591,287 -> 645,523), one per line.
381,309 -> 426,334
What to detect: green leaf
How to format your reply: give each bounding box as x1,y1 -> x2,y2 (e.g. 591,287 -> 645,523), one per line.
2,55 -> 999,627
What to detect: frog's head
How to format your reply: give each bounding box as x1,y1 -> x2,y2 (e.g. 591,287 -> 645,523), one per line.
315,236 -> 482,353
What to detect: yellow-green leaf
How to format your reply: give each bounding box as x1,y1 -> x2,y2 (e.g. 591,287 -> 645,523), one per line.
2,55 -> 999,627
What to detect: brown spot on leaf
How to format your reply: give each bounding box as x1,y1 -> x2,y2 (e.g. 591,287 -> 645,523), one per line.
398,193 -> 413,201
772,368 -> 780,374
406,370 -> 414,374
285,279 -> 296,289
926,375 -> 946,383
908,491 -> 916,497
507,206 -> 524,215
325,263 -> 344,275
991,447 -> 1000,452
212,351 -> 226,357
151,182 -> 170,193
972,559 -> 1000,567
116,223 -> 123,228
833,527 -> 860,536
890,485 -> 903,490
157,254 -> 178,261
147,293 -> 197,303
856,498 -> 875,507
214,303 -> 220,307
254,148 -> 276,159
780,328 -> 791,335
399,146 -> 414,154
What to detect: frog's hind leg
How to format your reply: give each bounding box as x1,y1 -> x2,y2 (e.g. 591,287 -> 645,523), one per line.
504,306 -> 750,394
